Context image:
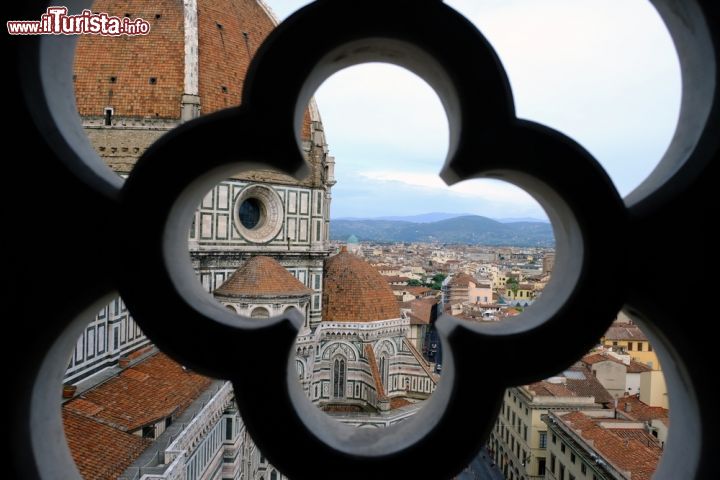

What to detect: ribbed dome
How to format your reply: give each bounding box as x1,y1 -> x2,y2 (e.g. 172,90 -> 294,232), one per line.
322,247 -> 400,322
73,0 -> 313,172
76,0 -> 277,118
214,256 -> 311,297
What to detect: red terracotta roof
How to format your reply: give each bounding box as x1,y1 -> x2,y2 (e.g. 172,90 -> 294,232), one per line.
564,365 -> 615,405
582,352 -> 651,373
607,427 -> 660,447
398,300 -> 414,309
604,322 -> 649,341
627,360 -> 652,373
63,409 -> 150,480
364,344 -> 386,400
408,297 -> 438,324
448,273 -> 477,287
557,411 -> 662,480
65,352 -> 212,432
323,248 -> 400,322
126,344 -> 154,360
214,256 -> 312,297
582,352 -> 624,366
63,352 -> 212,479
527,381 -> 576,398
121,368 -> 150,382
527,366 -> 614,405
582,353 -> 619,366
616,395 -> 669,422
322,404 -> 365,413
389,397 -> 412,409
405,286 -> 432,296
66,398 -> 104,417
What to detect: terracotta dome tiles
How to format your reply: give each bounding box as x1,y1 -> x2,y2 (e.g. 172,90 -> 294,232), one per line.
322,247 -> 400,322
73,0 -> 312,140
214,256 -> 311,297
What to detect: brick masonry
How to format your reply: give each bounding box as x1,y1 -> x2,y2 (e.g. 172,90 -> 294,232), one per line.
74,0 -> 185,119
73,0 -> 317,180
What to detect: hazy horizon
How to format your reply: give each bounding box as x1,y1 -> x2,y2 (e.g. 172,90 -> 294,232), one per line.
267,0 -> 681,219
331,212 -> 550,223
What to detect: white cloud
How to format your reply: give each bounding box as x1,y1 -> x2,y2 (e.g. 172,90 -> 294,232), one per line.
446,0 -> 681,196
313,63 -> 449,159
265,0 -> 681,215
359,170 -> 539,206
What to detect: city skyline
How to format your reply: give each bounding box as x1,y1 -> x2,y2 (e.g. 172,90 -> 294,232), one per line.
267,0 -> 681,220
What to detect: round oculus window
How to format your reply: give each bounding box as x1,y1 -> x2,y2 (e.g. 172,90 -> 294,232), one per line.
239,198 -> 263,229
234,184 -> 284,243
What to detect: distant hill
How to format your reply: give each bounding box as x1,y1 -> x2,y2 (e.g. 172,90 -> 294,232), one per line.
494,217 -> 550,224
335,213 -> 550,224
335,212 -> 471,223
330,215 -> 554,246
378,212 -> 474,223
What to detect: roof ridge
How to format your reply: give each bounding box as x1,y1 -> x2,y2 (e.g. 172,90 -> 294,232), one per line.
215,256 -> 312,297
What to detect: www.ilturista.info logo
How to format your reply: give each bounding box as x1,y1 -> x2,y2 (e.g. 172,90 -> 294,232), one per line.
7,7 -> 151,36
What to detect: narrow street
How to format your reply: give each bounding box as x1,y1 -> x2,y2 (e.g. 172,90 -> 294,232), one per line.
456,447 -> 504,480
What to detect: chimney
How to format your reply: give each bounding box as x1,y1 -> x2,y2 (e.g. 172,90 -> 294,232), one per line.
340,245 -> 348,253
624,402 -> 632,413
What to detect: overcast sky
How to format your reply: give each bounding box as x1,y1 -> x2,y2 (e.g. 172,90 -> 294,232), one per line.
265,0 -> 681,220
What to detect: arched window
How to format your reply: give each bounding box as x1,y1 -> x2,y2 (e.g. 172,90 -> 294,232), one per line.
333,358 -> 346,399
251,307 -> 269,319
270,470 -> 278,480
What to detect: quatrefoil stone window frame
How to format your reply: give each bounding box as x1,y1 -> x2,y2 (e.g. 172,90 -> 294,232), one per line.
9,0 -> 718,479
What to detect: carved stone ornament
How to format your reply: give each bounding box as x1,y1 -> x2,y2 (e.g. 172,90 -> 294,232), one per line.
7,0 -> 719,479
